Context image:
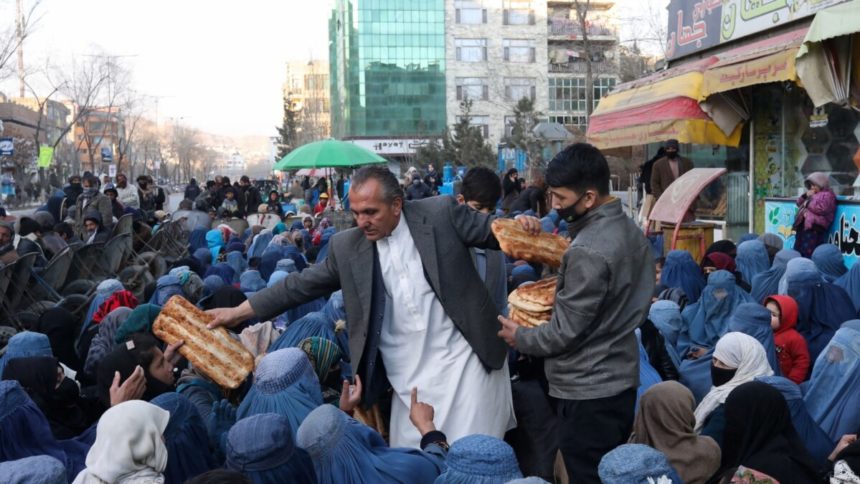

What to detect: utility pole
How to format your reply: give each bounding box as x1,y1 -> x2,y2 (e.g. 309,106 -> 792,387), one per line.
16,0 -> 25,98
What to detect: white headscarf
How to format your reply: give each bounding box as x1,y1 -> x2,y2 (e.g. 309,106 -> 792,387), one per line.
73,400 -> 170,484
693,332 -> 773,432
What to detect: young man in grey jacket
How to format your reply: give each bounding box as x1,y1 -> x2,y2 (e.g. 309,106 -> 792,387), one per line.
499,143 -> 655,483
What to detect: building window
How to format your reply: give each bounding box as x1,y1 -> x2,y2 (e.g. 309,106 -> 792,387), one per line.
456,77 -> 489,101
504,77 -> 536,102
549,77 -> 587,112
503,0 -> 535,25
549,114 -> 588,129
455,38 -> 488,62
455,0 -> 486,24
459,115 -> 490,138
593,77 -> 617,108
503,39 -> 536,63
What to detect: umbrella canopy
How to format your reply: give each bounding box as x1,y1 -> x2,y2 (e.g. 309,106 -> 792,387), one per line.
274,139 -> 386,171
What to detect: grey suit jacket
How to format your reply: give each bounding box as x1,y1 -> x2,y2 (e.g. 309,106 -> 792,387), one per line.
249,196 -> 508,373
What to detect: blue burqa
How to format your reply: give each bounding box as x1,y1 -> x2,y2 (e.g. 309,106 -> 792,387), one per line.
782,259 -> 856,362
751,249 -> 801,304
728,302 -> 781,375
736,240 -> 770,287
237,349 -> 323,434
660,250 -> 706,304
811,243 -> 847,283
757,375 -> 834,469
803,320 -> 860,442
151,392 -> 216,484
835,261 -> 860,313
226,413 -> 316,483
678,271 -> 754,355
648,300 -> 684,370
296,404 -> 444,484
225,251 -> 247,283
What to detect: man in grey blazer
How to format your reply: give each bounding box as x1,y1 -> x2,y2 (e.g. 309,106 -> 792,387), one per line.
209,165 -> 540,447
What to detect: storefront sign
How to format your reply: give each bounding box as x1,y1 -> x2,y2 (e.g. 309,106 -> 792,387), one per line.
667,0 -> 850,60
0,138 -> 13,156
764,198 -> 860,267
37,145 -> 53,168
347,138 -> 430,155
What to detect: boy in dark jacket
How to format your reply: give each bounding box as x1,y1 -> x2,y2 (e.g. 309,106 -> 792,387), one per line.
765,295 -> 810,384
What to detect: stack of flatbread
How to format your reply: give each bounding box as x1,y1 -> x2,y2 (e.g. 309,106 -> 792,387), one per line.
152,295 -> 255,389
507,277 -> 557,327
491,218 -> 568,268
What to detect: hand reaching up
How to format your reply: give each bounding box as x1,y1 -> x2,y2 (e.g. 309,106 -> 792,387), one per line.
339,375 -> 362,413
409,387 -> 437,436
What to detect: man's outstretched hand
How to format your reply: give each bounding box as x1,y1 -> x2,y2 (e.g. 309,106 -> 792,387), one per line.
514,214 -> 542,235
206,301 -> 256,329
497,315 -> 519,349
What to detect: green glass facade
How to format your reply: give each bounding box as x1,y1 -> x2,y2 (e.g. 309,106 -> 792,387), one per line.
329,0 -> 446,138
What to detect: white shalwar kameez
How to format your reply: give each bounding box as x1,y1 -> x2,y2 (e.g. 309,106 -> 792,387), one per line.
376,214 -> 516,448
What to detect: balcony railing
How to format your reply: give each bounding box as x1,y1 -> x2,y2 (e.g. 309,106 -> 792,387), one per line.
548,60 -> 617,74
548,18 -> 617,39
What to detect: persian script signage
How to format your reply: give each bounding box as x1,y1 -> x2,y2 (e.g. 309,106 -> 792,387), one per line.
667,0 -> 850,60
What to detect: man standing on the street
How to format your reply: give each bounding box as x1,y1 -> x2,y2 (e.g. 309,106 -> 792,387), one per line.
114,173 -> 140,209
208,165 -> 542,449
237,175 -> 262,217
424,164 -> 443,194
498,143 -> 655,483
650,139 -> 693,201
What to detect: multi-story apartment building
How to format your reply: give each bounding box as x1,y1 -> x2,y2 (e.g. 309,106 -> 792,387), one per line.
283,60 -> 332,142
546,0 -> 620,134
445,0 -> 549,148
73,107 -> 124,172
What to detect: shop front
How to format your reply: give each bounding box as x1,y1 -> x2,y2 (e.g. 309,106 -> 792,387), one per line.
587,0 -> 860,252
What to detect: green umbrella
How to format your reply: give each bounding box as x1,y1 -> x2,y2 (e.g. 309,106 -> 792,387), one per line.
273,139 -> 386,171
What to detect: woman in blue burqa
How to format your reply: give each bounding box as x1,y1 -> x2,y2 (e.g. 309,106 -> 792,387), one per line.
780,257 -> 855,361
803,319 -> 860,443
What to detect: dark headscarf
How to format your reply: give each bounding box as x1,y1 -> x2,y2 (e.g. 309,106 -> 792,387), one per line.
33,308 -> 82,372
1,356 -> 92,440
706,240 -> 737,258
204,263 -> 236,286
0,380 -> 92,482
201,285 -> 247,311
702,252 -> 736,272
756,375 -> 834,468
114,304 -> 162,344
172,257 -> 206,278
720,381 -> 819,482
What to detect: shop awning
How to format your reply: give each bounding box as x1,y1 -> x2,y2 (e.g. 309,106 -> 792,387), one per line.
796,2 -> 860,107
587,58 -> 743,149
701,26 -> 808,98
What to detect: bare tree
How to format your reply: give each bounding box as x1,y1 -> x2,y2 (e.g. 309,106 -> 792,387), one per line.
573,0 -> 594,117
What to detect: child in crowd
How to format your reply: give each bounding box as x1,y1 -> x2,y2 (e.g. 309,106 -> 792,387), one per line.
765,295 -> 810,384
218,190 -> 239,218
655,257 -> 665,285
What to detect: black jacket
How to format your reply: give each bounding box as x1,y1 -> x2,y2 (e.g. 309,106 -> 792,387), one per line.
184,183 -> 201,201
406,181 -> 433,200
509,187 -> 547,216
640,319 -> 680,382
238,185 -> 262,217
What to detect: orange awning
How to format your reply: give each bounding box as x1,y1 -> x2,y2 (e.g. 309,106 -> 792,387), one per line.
702,26 -> 808,98
587,58 -> 743,150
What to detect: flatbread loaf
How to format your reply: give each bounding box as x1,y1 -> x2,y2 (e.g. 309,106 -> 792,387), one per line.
509,306 -> 550,328
508,290 -> 552,314
152,295 -> 255,389
491,218 -> 568,268
514,277 -> 557,307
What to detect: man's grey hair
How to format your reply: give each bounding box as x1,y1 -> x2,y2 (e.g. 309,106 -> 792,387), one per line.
351,165 -> 404,204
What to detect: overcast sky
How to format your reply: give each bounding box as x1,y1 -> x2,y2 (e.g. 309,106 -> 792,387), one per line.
3,0 -> 666,138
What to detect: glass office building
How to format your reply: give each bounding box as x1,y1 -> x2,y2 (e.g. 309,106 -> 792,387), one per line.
329,0 -> 446,138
